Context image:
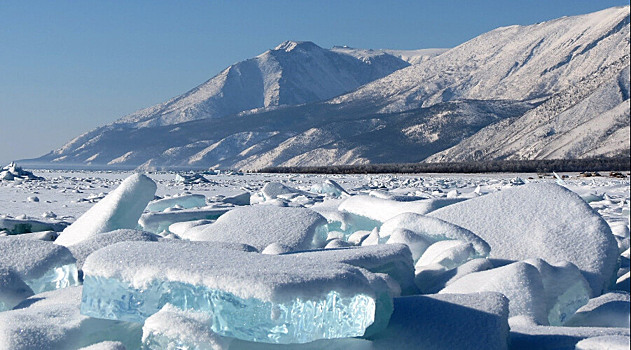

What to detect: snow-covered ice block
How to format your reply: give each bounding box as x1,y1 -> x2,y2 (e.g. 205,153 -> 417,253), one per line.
430,183 -> 619,295
146,194 -> 206,212
138,207 -> 229,234
415,257 -> 493,294
415,240 -> 479,271
183,206 -> 328,251
509,324 -> 630,350
615,271 -> 630,292
441,261 -> 548,325
575,335 -> 631,350
67,229 -> 160,270
385,228 -> 432,261
381,213 -> 489,259
285,244 -> 418,295
78,341 -> 127,350
310,179 -> 349,198
564,291 -> 630,328
81,241 -> 393,344
221,191 -> 250,206
0,217 -> 69,235
0,267 -> 33,311
55,173 -> 157,246
229,338 -> 372,350
168,219 -> 214,238
524,259 -> 591,326
370,292 -> 509,350
142,304 -> 231,350
0,287 -> 142,350
0,238 -> 79,293
339,195 -> 466,223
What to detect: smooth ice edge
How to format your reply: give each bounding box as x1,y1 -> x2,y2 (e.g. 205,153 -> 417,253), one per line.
25,263 -> 80,294
81,275 -> 383,344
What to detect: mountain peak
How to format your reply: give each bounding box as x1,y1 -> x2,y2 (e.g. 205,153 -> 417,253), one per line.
273,40 -> 320,52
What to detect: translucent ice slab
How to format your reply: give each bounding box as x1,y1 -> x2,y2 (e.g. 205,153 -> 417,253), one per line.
81,241 -> 392,344
26,263 -> 80,294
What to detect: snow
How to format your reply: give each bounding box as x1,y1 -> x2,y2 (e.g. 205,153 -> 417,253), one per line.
146,193 -> 206,212
55,173 -> 157,246
142,304 -> 231,350
0,237 -> 79,294
564,291 -> 630,328
138,206 -> 230,234
182,205 -> 328,251
338,195 -> 466,223
0,287 -> 142,350
0,170 -> 629,348
575,335 -> 631,350
430,182 -> 620,295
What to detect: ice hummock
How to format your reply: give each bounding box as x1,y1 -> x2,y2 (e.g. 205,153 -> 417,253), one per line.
430,183 -> 620,295
0,287 -> 142,350
138,207 -> 230,234
338,195 -> 466,223
0,238 -> 79,294
183,206 -> 328,251
55,173 -> 157,246
81,241 -> 393,344
0,267 -> 34,311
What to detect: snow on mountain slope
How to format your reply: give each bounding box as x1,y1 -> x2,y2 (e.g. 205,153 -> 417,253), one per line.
25,6 -> 630,170
330,46 -> 448,65
116,41 -> 411,128
426,59 -> 630,162
331,6 -> 630,113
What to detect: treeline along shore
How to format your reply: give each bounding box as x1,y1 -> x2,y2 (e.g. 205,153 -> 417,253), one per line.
258,157 -> 631,175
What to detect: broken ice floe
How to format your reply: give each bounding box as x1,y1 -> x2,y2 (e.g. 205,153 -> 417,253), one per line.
0,238 -> 79,297
55,173 -> 157,246
81,241 -> 393,344
0,162 -> 44,182
138,206 -> 230,234
0,216 -> 69,235
146,193 -> 206,212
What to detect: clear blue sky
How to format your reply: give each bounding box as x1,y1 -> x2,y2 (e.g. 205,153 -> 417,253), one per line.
0,0 -> 628,164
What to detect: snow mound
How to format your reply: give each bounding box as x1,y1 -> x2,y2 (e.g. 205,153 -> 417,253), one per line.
370,292 -> 509,350
0,267 -> 33,311
575,335 -> 631,350
55,173 -> 157,246
0,237 -> 79,294
440,261 -> 548,325
183,206 -> 328,251
142,304 -> 231,350
0,287 -> 142,350
430,183 -> 619,294
339,195 -> 466,223
564,291 -> 630,328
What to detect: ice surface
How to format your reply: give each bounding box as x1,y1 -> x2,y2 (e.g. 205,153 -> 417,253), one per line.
0,267 -> 34,311
146,194 -> 206,212
441,261 -> 549,324
285,244 -> 418,295
430,183 -> 620,295
66,229 -> 160,270
575,335 -> 631,350
0,238 -> 79,293
220,191 -> 250,206
142,304 -> 232,350
138,207 -> 230,234
55,174 -> 157,246
0,217 -> 69,235
81,241 -> 392,344
0,287 -> 142,350
338,195 -> 466,223
183,206 -> 328,251
524,258 -> 591,326
564,291 -> 630,328
370,292 -> 510,350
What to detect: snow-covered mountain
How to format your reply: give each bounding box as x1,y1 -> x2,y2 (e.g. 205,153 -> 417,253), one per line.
115,41 -> 425,128
26,6 -> 630,170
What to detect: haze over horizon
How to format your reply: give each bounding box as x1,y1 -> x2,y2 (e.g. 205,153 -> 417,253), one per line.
1,0 -> 629,164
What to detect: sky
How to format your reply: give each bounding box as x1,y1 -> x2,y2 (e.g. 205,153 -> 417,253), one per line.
0,0 -> 628,164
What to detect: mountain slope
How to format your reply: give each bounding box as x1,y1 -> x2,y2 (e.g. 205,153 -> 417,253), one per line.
426,60 -> 630,162
115,41 -> 417,128
331,6 -> 630,113
27,6 -> 631,170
